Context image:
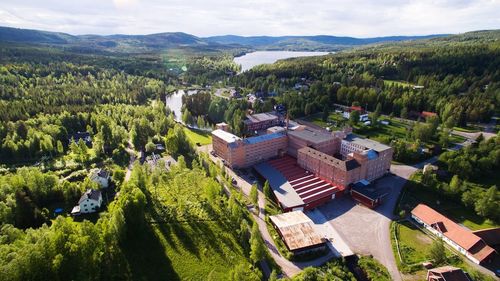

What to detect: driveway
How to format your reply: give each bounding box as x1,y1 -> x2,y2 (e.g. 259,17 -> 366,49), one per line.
317,166 -> 410,281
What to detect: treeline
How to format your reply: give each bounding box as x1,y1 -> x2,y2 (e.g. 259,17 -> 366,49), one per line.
232,41 -> 500,124
183,54 -> 241,85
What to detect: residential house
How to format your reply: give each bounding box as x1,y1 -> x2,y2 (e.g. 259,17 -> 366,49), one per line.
69,131 -> 92,146
71,189 -> 102,215
90,168 -> 110,188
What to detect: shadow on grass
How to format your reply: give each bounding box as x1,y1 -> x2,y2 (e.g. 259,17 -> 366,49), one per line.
122,223 -> 180,281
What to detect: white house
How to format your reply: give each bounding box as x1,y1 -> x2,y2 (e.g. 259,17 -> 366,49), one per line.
71,189 -> 102,215
90,168 -> 110,188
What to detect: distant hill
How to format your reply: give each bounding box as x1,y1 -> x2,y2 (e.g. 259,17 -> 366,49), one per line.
203,34 -> 449,51
0,26 -> 216,53
0,25 -> 487,53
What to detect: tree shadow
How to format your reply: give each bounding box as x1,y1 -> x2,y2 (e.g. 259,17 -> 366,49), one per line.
122,223 -> 180,281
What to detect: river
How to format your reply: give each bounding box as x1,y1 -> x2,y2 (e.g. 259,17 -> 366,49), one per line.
234,51 -> 330,72
165,89 -> 197,122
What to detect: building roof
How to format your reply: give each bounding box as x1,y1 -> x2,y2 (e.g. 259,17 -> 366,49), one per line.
427,266 -> 471,281
254,162 -> 304,209
421,111 -> 438,118
78,189 -> 102,204
344,134 -> 392,152
288,127 -> 334,145
267,126 -> 286,134
269,211 -> 324,251
351,182 -> 389,201
244,132 -> 286,145
244,112 -> 278,124
472,228 -> 500,246
298,147 -> 360,171
411,204 -> 496,263
212,129 -> 241,143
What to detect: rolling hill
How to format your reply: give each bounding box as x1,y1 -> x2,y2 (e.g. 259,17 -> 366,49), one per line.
0,25 -> 452,53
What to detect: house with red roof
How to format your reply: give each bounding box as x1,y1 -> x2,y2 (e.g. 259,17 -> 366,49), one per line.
426,266 -> 472,281
411,204 -> 497,265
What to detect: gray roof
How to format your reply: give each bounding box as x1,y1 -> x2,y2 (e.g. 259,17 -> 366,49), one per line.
344,134 -> 391,152
212,129 -> 241,143
78,189 -> 101,204
244,112 -> 278,124
254,162 -> 304,209
298,147 -> 360,171
244,132 -> 286,145
288,127 -> 334,144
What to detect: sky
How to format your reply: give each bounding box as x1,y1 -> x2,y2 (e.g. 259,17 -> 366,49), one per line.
0,0 -> 499,37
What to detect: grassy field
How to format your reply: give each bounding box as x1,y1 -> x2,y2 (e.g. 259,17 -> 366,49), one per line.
398,174 -> 499,230
354,118 -> 409,144
391,220 -> 433,279
302,112 -> 345,130
384,79 -> 413,88
183,127 -> 212,145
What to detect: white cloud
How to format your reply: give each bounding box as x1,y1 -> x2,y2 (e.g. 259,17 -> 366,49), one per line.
0,0 -> 498,37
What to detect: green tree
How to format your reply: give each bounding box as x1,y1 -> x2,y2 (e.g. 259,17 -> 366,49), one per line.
349,110 -> 360,126
429,239 -> 446,265
249,223 -> 265,264
263,181 -> 271,198
250,184 -> 258,206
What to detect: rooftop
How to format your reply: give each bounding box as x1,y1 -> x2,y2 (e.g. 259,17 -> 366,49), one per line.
244,112 -> 278,124
244,132 -> 286,145
411,204 -> 496,263
351,182 -> 389,201
428,266 -> 472,281
288,127 -> 334,144
298,147 -> 360,171
78,189 -> 101,204
269,211 -> 324,251
344,134 -> 392,152
254,162 -> 304,208
212,129 -> 241,143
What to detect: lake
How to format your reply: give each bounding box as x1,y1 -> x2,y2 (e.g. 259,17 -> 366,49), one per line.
234,51 -> 330,72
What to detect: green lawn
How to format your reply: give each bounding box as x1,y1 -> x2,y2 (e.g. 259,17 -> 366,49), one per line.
302,112 -> 345,130
383,80 -> 413,88
183,127 -> 212,145
393,221 -> 433,265
353,118 -> 409,144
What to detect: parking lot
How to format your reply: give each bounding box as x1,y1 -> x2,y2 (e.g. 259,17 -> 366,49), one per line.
317,169 -> 407,281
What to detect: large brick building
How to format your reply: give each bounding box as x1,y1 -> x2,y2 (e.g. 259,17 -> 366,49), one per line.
211,112 -> 393,211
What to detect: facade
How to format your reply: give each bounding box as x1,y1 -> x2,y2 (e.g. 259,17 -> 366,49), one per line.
411,204 -> 497,265
212,129 -> 287,169
71,189 -> 102,214
426,266 -> 472,281
269,211 -> 326,255
90,168 -> 110,188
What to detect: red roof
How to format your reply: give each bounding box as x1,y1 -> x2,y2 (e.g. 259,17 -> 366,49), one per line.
350,106 -> 363,112
421,111 -> 438,118
411,204 -> 496,263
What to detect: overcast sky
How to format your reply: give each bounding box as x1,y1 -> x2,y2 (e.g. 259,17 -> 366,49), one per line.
0,0 -> 499,37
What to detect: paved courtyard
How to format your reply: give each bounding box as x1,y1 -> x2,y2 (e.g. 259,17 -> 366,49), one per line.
317,165 -> 410,281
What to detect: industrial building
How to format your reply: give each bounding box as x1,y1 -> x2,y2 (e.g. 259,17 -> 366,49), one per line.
269,211 -> 326,255
211,112 -> 393,211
